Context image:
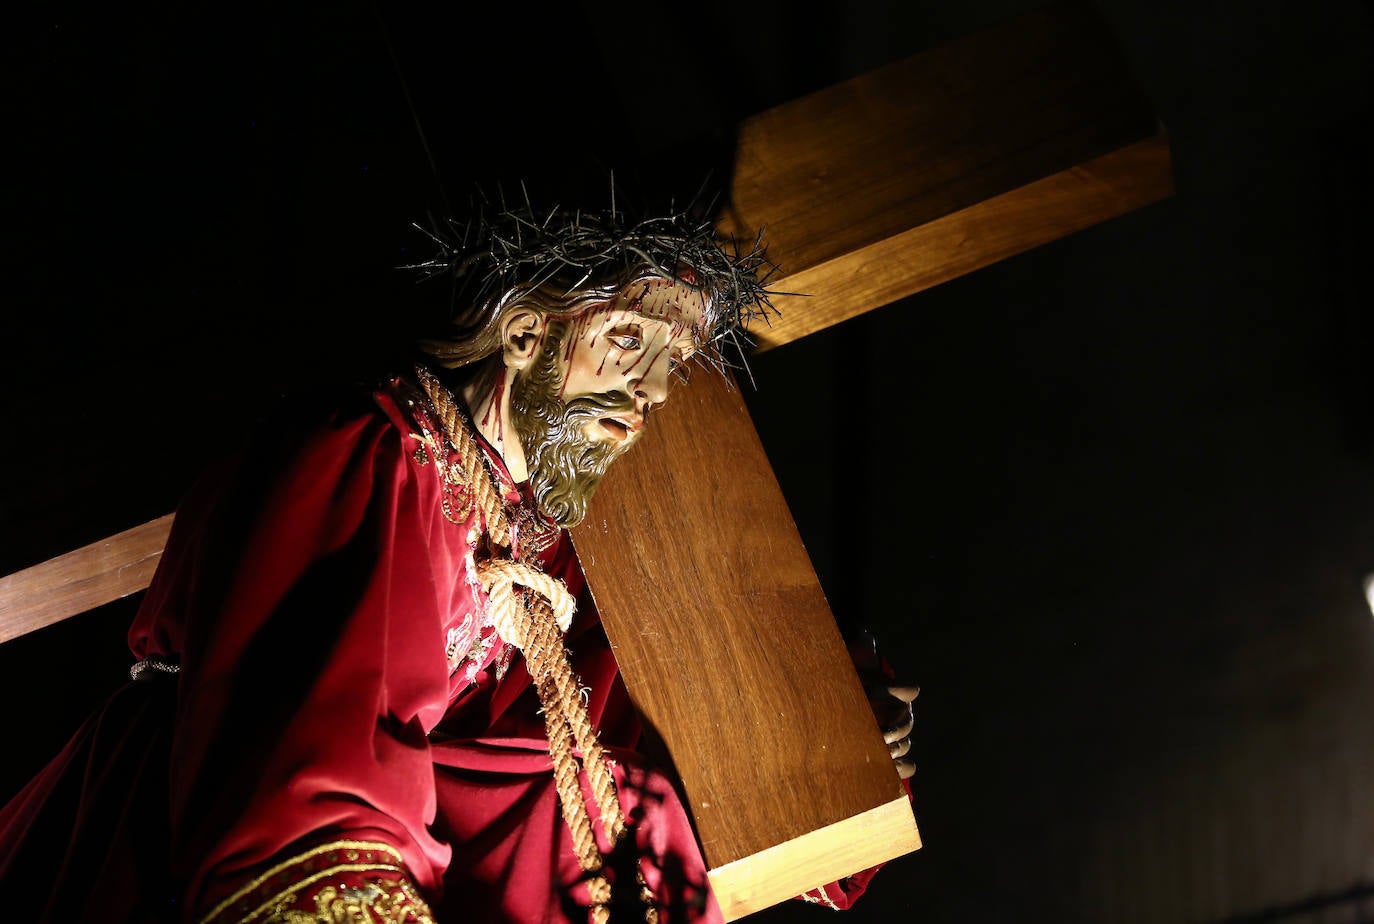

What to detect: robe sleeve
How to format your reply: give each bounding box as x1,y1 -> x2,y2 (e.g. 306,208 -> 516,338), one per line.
132,396 -> 463,921
794,638 -> 914,911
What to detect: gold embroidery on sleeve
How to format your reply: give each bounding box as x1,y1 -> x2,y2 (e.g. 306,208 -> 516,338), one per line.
259,877 -> 436,923
198,841 -> 436,924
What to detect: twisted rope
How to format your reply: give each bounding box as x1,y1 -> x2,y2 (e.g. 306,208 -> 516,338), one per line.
415,366 -> 656,924
415,366 -> 512,548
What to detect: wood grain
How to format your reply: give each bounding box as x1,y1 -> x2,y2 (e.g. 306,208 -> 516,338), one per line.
571,371 -> 917,909
0,513 -> 173,644
718,2 -> 1172,352
750,135 -> 1174,351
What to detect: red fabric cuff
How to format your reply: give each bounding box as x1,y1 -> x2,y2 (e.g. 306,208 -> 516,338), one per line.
797,861 -> 882,911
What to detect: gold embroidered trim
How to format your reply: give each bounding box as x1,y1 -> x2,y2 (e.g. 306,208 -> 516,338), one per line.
259,877 -> 435,923
246,863 -> 404,921
199,841 -> 424,924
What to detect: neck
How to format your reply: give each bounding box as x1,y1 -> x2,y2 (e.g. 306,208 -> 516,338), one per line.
461,360 -> 528,482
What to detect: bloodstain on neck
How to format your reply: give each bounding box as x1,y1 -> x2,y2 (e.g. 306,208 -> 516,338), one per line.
481,373 -> 506,445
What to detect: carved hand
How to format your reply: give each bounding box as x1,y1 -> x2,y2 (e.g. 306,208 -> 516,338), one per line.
849,630 -> 919,781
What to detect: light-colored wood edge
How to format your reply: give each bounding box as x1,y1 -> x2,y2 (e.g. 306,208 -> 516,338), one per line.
751,134 -> 1174,352
0,513 -> 174,644
708,795 -> 921,921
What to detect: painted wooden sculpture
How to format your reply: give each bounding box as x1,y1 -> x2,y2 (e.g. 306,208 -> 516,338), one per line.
0,3 -> 1172,919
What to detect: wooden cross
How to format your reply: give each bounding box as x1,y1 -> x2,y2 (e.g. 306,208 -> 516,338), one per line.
0,5 -> 1172,919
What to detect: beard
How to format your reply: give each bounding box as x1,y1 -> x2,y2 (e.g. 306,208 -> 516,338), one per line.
509,320 -> 637,528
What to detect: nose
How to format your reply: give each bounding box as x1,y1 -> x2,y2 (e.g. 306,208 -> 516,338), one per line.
632,356 -> 671,408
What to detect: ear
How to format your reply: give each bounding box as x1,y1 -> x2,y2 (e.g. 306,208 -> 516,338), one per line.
500,308 -> 547,370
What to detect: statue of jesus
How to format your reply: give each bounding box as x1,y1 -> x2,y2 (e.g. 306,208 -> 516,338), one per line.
0,202 -> 915,924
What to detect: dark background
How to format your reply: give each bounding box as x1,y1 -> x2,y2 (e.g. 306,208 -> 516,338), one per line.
4,1 -> 1373,921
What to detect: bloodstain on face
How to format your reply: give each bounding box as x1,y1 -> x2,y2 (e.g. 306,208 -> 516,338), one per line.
554,277 -> 707,448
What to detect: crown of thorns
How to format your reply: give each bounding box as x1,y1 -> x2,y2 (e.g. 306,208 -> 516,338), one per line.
412,198 -> 780,371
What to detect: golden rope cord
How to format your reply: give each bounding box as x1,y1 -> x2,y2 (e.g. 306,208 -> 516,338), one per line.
415,366 -> 512,548
414,366 -> 656,924
480,560 -> 625,846
480,559 -> 576,636
479,560 -> 627,908
521,597 -> 627,839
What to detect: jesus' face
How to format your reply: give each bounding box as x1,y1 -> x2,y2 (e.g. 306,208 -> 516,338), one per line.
510,276 -> 707,527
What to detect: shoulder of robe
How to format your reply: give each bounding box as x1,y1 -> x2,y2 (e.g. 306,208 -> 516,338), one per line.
181,384 -> 381,485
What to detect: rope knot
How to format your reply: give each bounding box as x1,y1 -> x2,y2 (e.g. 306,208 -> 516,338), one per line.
417,366 -> 658,923
477,559 -> 575,648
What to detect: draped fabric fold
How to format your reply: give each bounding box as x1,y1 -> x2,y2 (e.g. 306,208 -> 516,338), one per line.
0,376 -> 719,923
0,372 -> 882,922
0,676 -> 175,920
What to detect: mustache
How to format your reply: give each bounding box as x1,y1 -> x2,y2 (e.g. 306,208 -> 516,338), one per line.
562,390 -> 637,417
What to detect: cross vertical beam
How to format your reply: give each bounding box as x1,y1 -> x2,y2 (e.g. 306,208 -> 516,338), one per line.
576,3 -> 1172,916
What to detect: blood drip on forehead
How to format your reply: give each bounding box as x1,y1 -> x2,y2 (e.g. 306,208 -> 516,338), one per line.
623,281 -> 650,317
542,276 -> 712,402
617,277 -> 708,330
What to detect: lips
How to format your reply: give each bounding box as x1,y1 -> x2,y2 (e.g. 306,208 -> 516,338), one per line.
597,414 -> 643,443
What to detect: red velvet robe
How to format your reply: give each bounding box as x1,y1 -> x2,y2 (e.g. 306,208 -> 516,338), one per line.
0,374 -> 877,922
